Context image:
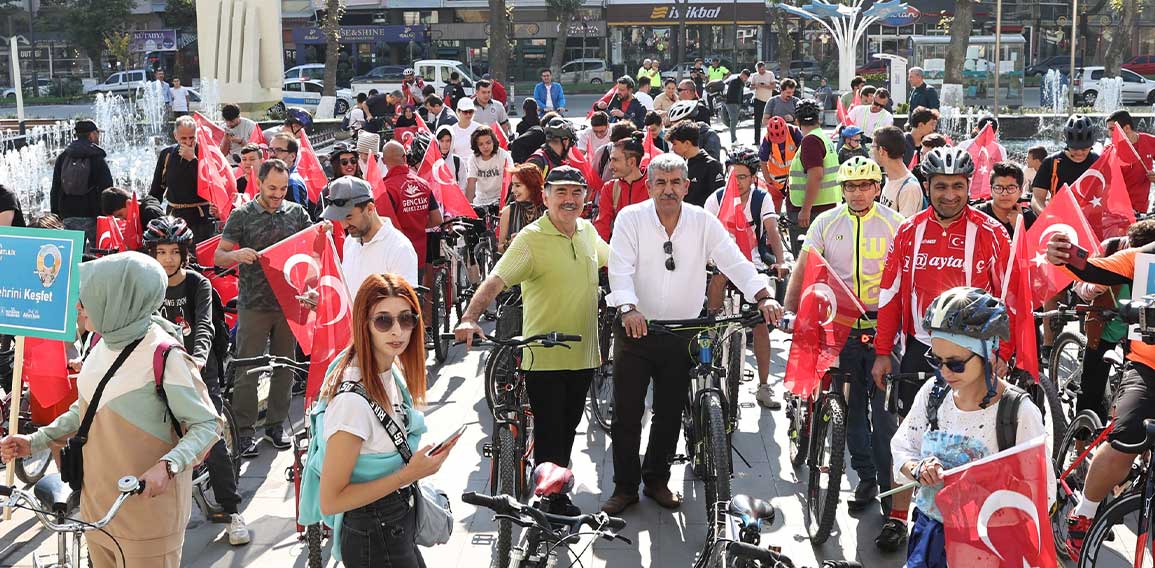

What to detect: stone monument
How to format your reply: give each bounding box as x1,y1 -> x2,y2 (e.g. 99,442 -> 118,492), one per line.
196,0 -> 283,115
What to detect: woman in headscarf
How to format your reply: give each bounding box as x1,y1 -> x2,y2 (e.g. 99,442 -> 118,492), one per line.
1,252 -> 221,568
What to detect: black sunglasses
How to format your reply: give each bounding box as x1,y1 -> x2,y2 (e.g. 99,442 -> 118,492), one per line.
663,240 -> 675,271
328,196 -> 370,207
339,158 -> 357,166
924,349 -> 977,373
372,312 -> 419,333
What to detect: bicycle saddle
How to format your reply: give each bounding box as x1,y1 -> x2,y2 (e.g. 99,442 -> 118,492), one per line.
34,473 -> 79,516
532,463 -> 575,498
1104,348 -> 1124,368
729,494 -> 775,522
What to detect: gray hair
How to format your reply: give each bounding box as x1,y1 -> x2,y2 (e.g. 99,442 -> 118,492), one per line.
909,67 -> 925,78
646,153 -> 688,181
173,115 -> 196,133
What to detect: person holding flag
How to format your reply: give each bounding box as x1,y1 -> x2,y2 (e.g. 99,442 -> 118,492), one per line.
705,146 -> 789,410
1031,115 -> 1098,212
150,116 -> 217,242
101,186 -> 164,232
889,287 -> 1050,568
782,155 -> 904,512
870,146 -> 1014,553
221,104 -> 258,165
1105,109 -> 1155,213
214,159 -> 313,458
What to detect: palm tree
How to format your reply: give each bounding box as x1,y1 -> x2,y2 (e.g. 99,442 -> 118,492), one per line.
942,0 -> 974,104
548,0 -> 583,76
488,0 -> 512,86
322,0 -> 344,101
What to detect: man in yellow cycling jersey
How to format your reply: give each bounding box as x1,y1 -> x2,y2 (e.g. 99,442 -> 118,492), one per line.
783,156 -> 905,520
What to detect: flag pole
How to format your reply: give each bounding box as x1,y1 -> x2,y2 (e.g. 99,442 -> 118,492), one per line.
4,336 -> 26,521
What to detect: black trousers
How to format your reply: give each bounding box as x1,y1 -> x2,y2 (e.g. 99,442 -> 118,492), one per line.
340,486 -> 424,568
752,99 -> 767,145
203,360 -> 241,514
1078,339 -> 1117,421
610,321 -> 693,492
524,369 -> 594,468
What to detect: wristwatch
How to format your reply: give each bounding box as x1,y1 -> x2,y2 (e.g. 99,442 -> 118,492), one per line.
163,459 -> 178,479
618,304 -> 636,315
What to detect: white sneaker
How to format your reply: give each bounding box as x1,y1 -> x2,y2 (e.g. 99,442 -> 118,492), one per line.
756,384 -> 782,410
228,513 -> 252,546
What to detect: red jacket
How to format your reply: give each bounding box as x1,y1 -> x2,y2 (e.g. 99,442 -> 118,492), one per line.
384,165 -> 436,266
491,80 -> 508,106
593,172 -> 649,241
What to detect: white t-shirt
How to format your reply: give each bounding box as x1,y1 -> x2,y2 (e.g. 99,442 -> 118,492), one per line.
750,70 -> 776,102
323,365 -> 410,455
342,217 -> 419,292
577,128 -> 612,158
542,83 -> 557,110
466,149 -> 514,206
348,108 -> 368,130
635,91 -> 655,111
703,188 -> 778,268
171,86 -> 190,112
880,172 -> 924,218
450,121 -> 480,162
848,105 -> 893,137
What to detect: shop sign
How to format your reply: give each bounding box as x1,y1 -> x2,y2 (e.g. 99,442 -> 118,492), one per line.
293,25 -> 426,45
881,6 -> 921,27
609,2 -> 766,23
130,30 -> 177,53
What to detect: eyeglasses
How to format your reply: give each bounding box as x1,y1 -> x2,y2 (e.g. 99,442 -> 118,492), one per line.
339,158 -> 357,166
372,312 -> 419,333
271,147 -> 290,154
328,196 -> 369,207
678,87 -> 693,92
991,184 -> 1021,195
663,240 -> 676,271
735,173 -> 752,181
924,349 -> 977,373
842,181 -> 875,193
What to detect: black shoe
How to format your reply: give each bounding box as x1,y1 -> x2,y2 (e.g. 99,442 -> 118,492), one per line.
875,518 -> 908,552
847,479 -> 879,513
264,427 -> 291,451
239,437 -> 260,459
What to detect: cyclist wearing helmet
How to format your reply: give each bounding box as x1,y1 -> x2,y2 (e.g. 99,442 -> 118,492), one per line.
283,107 -> 312,138
527,117 -> 578,176
759,115 -> 802,212
891,287 -> 1050,568
705,146 -> 788,409
784,155 -> 905,519
837,125 -> 869,164
593,133 -> 649,241
786,98 -> 841,255
1031,114 -> 1099,212
667,121 -> 724,207
871,146 -> 1015,552
666,99 -> 721,161
145,216 -> 252,546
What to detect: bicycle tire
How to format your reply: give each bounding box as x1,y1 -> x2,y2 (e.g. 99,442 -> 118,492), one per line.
725,327 -> 745,426
493,424 -> 519,568
220,403 -> 242,478
805,395 -> 846,544
1052,409 -> 1103,561
1076,490 -> 1149,568
702,393 -> 732,521
1051,330 -> 1086,422
432,268 -> 450,363
788,396 -> 810,469
484,345 -> 518,416
305,523 -> 324,568
14,447 -> 51,485
1039,372 -> 1070,463
590,362 -> 614,433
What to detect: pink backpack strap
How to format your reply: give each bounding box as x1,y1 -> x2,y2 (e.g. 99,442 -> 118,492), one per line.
153,337 -> 187,436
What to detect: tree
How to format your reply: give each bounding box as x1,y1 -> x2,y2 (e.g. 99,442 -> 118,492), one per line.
547,0 -> 582,76
488,0 -> 512,86
60,0 -> 135,77
771,7 -> 795,80
161,0 -> 197,30
1104,0 -> 1139,77
942,0 -> 975,100
321,0 -> 345,98
103,32 -> 130,71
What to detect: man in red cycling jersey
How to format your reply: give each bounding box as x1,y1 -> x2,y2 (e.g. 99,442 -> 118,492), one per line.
869,146 -> 1015,553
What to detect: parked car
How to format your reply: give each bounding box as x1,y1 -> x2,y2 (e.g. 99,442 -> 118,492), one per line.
278,79 -> 354,115
3,78 -> 52,99
284,64 -> 326,82
1123,55 -> 1155,76
85,70 -> 148,95
660,62 -> 697,81
1073,66 -> 1155,105
767,60 -> 824,82
558,59 -> 613,84
856,59 -> 887,75
1026,55 -> 1084,77
351,59 -> 476,98
351,65 -> 408,84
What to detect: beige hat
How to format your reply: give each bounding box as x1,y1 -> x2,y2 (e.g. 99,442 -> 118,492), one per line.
357,132 -> 380,155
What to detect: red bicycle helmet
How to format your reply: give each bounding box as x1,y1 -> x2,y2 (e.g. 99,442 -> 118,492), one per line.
767,116 -> 789,145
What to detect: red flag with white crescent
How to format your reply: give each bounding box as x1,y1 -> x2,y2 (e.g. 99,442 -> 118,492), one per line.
304,233 -> 352,405
192,112 -> 226,147
1002,215 -> 1040,380
1020,185 -> 1102,308
418,134 -> 478,219
716,170 -> 756,261
415,113 -> 432,135
195,126 -> 237,220
258,225 -> 329,354
1069,146 -> 1138,240
393,126 -> 420,150
588,86 -> 617,118
362,156 -> 397,221
124,193 -> 143,251
95,216 -> 126,254
785,251 -> 866,396
966,123 -> 1000,200
296,131 -> 327,204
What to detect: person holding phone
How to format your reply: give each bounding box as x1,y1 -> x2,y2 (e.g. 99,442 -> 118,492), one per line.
301,273 -> 455,568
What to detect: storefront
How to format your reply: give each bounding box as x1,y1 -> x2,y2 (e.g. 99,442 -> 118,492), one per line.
607,1 -> 767,71
288,25 -> 428,73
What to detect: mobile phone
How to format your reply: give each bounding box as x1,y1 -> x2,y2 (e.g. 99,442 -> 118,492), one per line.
1068,244 -> 1090,270
427,424 -> 467,457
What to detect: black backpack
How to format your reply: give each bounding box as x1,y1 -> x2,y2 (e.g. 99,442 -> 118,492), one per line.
182,272 -> 233,373
60,153 -> 92,196
926,380 -> 1031,452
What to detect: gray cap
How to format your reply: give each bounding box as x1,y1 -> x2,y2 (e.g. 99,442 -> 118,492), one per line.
321,176 -> 373,221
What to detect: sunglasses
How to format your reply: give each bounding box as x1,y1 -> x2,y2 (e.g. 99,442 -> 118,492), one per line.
328,196 -> 370,207
372,312 -> 419,333
663,240 -> 675,271
460,109 -> 475,114
339,158 -> 357,166
924,349 -> 977,373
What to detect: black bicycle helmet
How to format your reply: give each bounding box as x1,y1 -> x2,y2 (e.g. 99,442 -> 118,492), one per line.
408,130 -> 432,168
285,107 -> 313,130
795,99 -> 821,125
1064,114 -> 1095,149
726,146 -> 761,175
143,216 -> 194,262
545,165 -> 587,188
328,142 -> 356,163
921,146 -> 975,180
922,286 -> 1010,342
544,117 -> 577,142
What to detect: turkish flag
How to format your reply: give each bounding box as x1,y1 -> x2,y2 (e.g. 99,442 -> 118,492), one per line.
499,165 -> 513,211
123,193 -> 143,251
717,170 -> 756,261
568,146 -> 603,197
418,133 -> 477,219
935,436 -> 1058,568
588,86 -> 617,118
192,112 -> 226,147
967,123 -> 1000,201
493,121 -> 510,151
836,97 -> 852,127
785,251 -> 866,396
24,338 -> 73,409
206,270 -> 239,329
196,234 -> 222,268
95,216 -> 126,253
640,128 -> 661,169
1069,147 -> 1137,240
1020,186 -> 1102,308
1110,122 -> 1141,167
304,234 -> 352,405
393,126 -> 420,149
1002,215 -> 1040,380
195,126 -> 237,220
362,157 -> 397,220
258,225 -> 328,354
295,131 -> 327,205
415,113 -> 432,135
249,125 -> 268,147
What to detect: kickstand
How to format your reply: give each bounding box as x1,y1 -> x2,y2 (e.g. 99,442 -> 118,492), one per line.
732,444 -> 752,469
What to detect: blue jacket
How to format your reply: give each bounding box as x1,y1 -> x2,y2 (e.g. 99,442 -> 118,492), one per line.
533,82 -> 567,116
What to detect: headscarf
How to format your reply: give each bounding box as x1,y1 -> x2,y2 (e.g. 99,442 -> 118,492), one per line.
79,251 -> 172,349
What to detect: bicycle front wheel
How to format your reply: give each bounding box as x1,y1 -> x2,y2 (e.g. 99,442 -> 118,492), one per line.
484,345 -> 517,416
492,424 -> 519,568
787,396 -> 810,469
1052,409 -> 1103,561
702,393 -> 732,522
590,362 -> 614,433
805,395 -> 846,544
1077,490 -> 1153,568
724,327 -> 745,426
432,268 -> 451,363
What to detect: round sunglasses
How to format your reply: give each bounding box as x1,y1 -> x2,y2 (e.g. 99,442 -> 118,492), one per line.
372,312 -> 419,333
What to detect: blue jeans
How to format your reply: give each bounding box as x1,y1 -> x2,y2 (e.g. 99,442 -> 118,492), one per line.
340,486 -> 425,568
839,331 -> 896,493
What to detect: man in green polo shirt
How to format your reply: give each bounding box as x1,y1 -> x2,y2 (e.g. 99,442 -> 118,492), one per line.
455,165 -> 609,473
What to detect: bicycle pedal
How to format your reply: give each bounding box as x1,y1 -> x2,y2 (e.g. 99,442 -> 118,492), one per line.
482,443 -> 494,458
670,454 -> 690,464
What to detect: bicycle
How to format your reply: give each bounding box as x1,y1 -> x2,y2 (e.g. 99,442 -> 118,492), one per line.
695,492 -> 796,568
0,475 -> 145,568
1073,418 -> 1155,567
475,332 -> 582,567
783,365 -> 850,545
587,278 -> 615,433
0,382 -> 52,485
649,310 -> 766,531
1036,304 -> 1118,425
429,218 -> 477,363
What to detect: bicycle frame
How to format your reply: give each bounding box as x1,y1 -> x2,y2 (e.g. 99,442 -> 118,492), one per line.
490,347 -> 536,500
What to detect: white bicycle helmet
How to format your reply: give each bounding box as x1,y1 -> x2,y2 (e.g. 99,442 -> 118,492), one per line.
667,100 -> 699,123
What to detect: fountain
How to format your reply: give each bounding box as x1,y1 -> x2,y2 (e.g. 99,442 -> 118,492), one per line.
1042,70 -> 1069,115
1094,76 -> 1125,114
937,106 -> 979,143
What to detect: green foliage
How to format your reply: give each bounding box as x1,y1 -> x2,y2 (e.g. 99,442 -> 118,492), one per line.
162,0 -> 197,30
103,32 -> 130,69
61,0 -> 135,69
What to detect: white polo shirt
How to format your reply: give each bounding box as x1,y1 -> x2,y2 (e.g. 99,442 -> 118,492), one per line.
342,217 -> 420,293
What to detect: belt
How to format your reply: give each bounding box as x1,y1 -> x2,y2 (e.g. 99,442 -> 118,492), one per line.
169,201 -> 211,209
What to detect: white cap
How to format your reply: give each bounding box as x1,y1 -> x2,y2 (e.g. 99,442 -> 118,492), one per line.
357,132 -> 380,155
457,97 -> 476,112
643,58 -> 652,65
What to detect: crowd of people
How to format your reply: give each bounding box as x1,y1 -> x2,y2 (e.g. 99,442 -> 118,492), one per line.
4,57 -> 1155,568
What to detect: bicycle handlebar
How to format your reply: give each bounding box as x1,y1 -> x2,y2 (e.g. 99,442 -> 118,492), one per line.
0,476 -> 144,533
1110,418 -> 1155,453
456,332 -> 582,349
649,310 -> 765,330
885,372 -> 934,385
1034,304 -> 1119,320
727,541 -> 793,565
462,491 -> 628,533
232,355 -> 308,376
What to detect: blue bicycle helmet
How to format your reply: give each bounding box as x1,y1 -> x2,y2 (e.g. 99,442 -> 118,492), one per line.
285,107 -> 313,130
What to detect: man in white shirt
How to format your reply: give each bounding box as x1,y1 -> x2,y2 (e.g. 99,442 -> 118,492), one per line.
151,69 -> 173,116
450,97 -> 481,162
635,81 -> 656,111
221,103 -> 257,164
750,61 -> 776,144
320,176 -> 418,291
576,112 -> 611,157
872,126 -> 924,217
848,87 -> 894,143
171,77 -> 191,118
600,152 -> 783,515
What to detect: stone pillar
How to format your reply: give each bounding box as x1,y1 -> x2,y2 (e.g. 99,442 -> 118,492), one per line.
196,0 -> 283,116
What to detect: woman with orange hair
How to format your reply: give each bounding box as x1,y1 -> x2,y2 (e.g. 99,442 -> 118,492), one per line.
298,273 -> 457,568
497,163 -> 546,252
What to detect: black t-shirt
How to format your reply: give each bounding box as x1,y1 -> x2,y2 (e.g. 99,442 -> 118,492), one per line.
903,133 -> 918,166
1033,150 -> 1100,195
159,270 -> 217,383
0,185 -> 25,227
724,76 -> 746,104
977,201 -> 1037,237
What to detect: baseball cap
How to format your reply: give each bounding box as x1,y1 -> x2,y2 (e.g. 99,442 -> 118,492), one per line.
457,97 -> 476,112
75,119 -> 99,134
321,176 -> 373,221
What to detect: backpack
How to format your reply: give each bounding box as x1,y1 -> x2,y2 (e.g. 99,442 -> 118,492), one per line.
183,272 -> 233,373
926,380 -> 1031,451
60,153 -> 93,196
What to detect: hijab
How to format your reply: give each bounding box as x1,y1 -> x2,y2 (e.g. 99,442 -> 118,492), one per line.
79,252 -> 174,349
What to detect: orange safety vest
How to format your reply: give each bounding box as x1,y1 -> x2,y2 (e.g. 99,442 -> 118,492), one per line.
765,136 -> 800,181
